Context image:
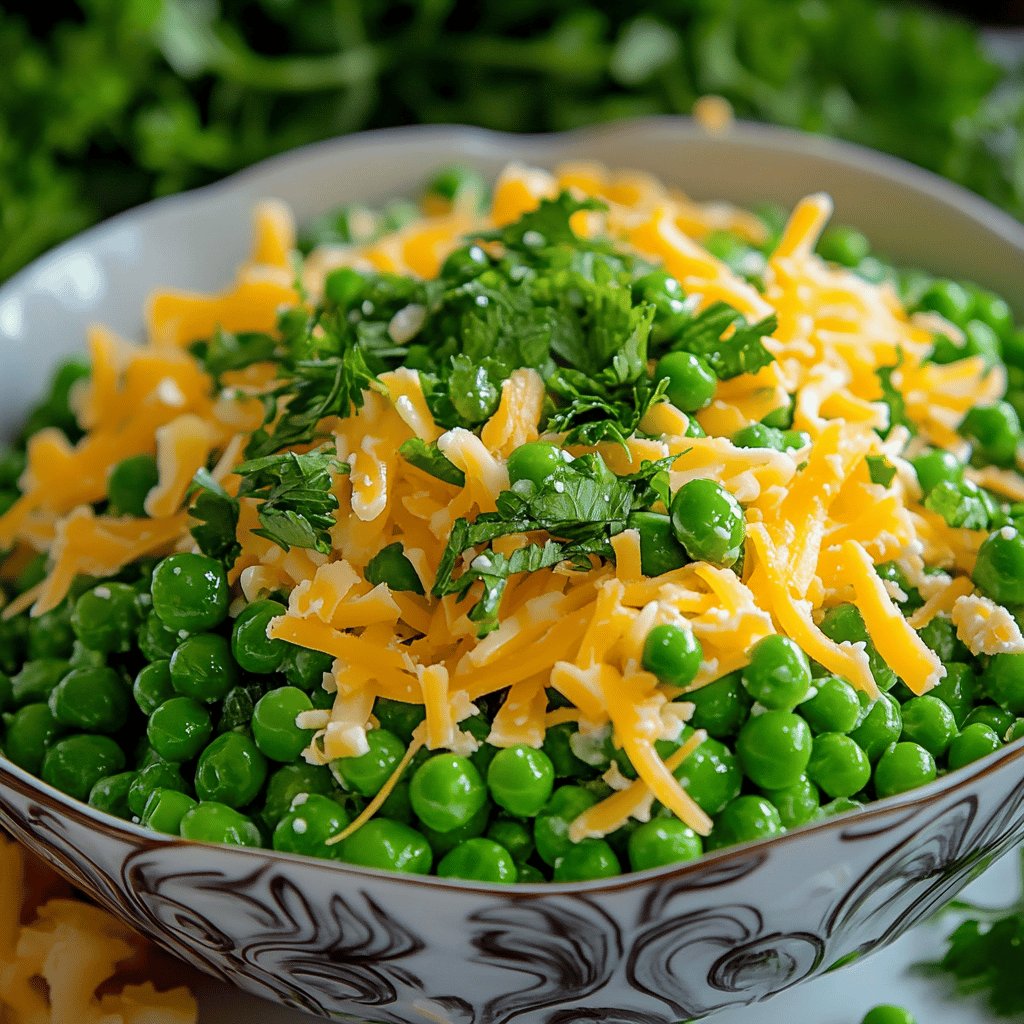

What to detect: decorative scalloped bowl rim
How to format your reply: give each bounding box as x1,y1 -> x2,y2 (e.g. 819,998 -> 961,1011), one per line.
2,116 -> 1024,896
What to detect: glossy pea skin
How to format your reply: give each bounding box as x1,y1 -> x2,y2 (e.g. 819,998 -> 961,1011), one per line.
627,512 -> 689,577
820,604 -> 896,691
806,733 -> 871,799
486,818 -> 535,863
763,775 -> 820,829
687,672 -> 751,739
973,527 -> 1024,606
231,599 -> 289,674
861,1006 -> 916,1024
273,794 -> 350,859
88,771 -> 137,819
983,653 -> 1024,715
332,728 -> 405,796
137,611 -> 182,662
672,733 -> 742,816
195,733 -> 268,808
917,279 -> 974,325
709,795 -> 783,850
851,694 -> 903,762
627,819 -> 703,871
553,838 -> 621,882
818,225 -> 870,267
732,423 -> 785,450
282,645 -> 334,693
419,801 -> 491,857
27,604 -> 75,661
799,676 -> 863,734
1006,719 -> 1024,743
180,802 -> 263,847
534,785 -> 598,866
655,351 -> 717,413
169,633 -> 237,704
147,697 -> 214,762
71,583 -> 141,654
107,454 -> 159,516
964,704 -> 1016,738
910,449 -> 962,494
971,288 -> 1014,338
42,735 -> 126,802
741,635 -> 812,710
339,819 -> 433,874
873,742 -> 936,798
487,745 -> 555,818
670,478 -> 745,568
3,704 -> 61,773
900,695 -> 957,758
929,663 -> 978,727
918,617 -> 968,664
151,553 -> 230,633
506,442 -> 567,487
410,754 -> 487,834
543,721 -> 593,779
736,711 -> 812,790
252,687 -> 315,762
11,659 -> 70,706
142,788 -> 198,835
128,761 -> 190,818
960,402 -> 1021,468
947,722 -> 1002,770
260,763 -> 337,829
438,838 -> 518,883
48,666 -> 129,734
372,698 -> 426,743
642,624 -> 702,688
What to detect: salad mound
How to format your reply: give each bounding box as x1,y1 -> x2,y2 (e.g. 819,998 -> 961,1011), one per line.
1,162 -> 1023,883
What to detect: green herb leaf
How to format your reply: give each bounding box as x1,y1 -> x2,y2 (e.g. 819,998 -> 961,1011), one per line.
666,302 -> 776,380
866,454 -> 897,488
876,351 -> 913,437
924,479 -> 991,531
188,468 -> 240,564
475,192 -> 607,252
398,438 -> 466,486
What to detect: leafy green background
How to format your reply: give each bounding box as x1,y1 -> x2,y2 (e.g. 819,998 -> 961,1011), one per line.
2,0 -> 1022,281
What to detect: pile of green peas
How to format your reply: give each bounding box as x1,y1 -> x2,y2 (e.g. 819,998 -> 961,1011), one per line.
2,204 -> 1024,884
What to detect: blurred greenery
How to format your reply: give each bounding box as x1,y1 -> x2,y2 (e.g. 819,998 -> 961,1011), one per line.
1,0 -> 1022,280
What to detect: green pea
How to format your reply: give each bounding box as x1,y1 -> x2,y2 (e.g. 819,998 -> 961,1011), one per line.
763,775 -> 820,829
252,687 -> 315,762
818,225 -> 870,267
147,697 -> 214,763
685,416 -> 706,438
42,735 -> 126,802
373,698 -> 426,743
670,478 -> 745,568
425,164 -> 485,204
961,402 -> 1021,468
339,819 -> 433,874
516,863 -> 547,883
260,763 -> 337,829
419,801 -> 491,857
48,666 -> 129,735
128,761 -> 190,818
142,788 -> 198,835
820,604 -> 896,691
534,785 -> 598,866
410,754 -> 486,833
626,511 -> 689,577
151,553 -> 230,633
971,288 -> 1014,339
130,662 -> 172,717
194,733 -> 267,808
917,280 -> 974,326
1006,719 -> 1024,743
973,527 -> 1024,606
929,663 -> 977,727
911,449 -> 962,494
107,454 -> 159,516
851,693 -> 903,762
3,704 -> 60,773
687,672 -> 751,738
963,705 -> 1015,738
438,838 -> 518,883
736,711 -> 812,790
487,745 -> 555,818
378,779 -> 414,824
732,423 -> 785,450
642,623 -> 703,688
332,728 -> 405,796
709,795 -> 782,849
283,646 -> 334,693
917,617 -> 968,664
799,676 -> 863,733
900,695 -> 957,757
231,599 -> 288,674
627,818 -> 703,871
180,802 -> 263,847
273,793 -> 350,859
655,351 -> 717,413
861,1005 -> 916,1024
88,771 -> 137,819
550,838 -> 619,881
873,741 -> 936,798
506,442 -> 566,487
486,818 -> 534,863
11,659 -> 71,706
821,796 -> 864,817
983,653 -> 1024,715
807,733 -> 871,799
137,611 -> 182,662
27,603 -> 75,660
169,633 -> 237,704
541,721 -> 591,780
672,732 -> 742,816
365,543 -> 424,595
742,635 -> 812,710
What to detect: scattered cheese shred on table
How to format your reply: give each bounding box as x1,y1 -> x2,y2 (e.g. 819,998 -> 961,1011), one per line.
0,161 -> 1017,845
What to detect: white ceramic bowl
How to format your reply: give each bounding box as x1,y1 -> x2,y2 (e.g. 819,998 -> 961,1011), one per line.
2,119 -> 1024,1024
